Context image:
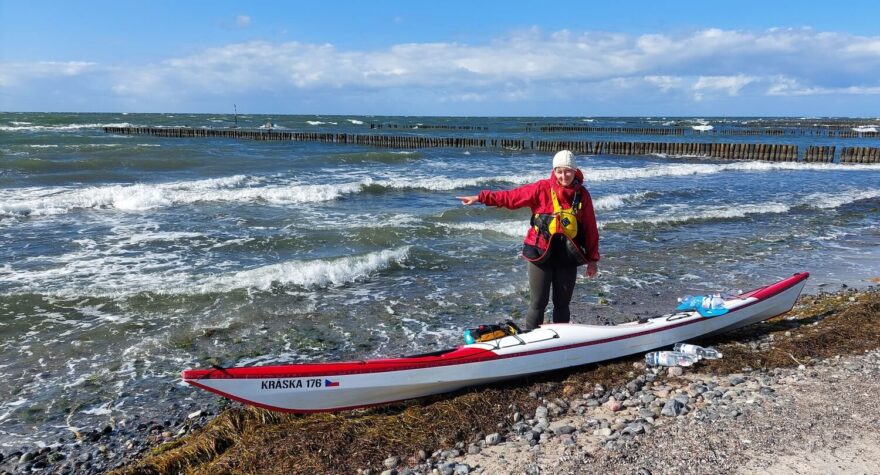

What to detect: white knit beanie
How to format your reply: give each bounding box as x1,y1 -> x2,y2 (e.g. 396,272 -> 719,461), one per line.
552,150 -> 576,170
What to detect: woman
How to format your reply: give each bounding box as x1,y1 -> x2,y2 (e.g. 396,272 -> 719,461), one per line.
457,150 -> 600,330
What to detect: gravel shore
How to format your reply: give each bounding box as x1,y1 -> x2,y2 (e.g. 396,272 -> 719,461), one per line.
393,349 -> 880,475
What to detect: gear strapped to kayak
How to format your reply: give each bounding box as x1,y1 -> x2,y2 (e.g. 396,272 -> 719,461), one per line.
463,320 -> 522,344
531,188 -> 582,241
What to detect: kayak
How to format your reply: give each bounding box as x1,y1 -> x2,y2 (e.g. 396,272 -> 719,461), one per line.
182,272 -> 808,413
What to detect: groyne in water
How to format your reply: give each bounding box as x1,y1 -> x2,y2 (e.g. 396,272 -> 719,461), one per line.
534,125 -> 878,139
370,123 -> 488,131
102,127 -> 880,163
537,126 -> 687,135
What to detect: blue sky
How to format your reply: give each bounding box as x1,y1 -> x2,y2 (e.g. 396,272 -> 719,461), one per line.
2,0 -> 880,116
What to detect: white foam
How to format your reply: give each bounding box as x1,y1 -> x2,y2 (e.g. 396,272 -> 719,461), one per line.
440,221 -> 528,238
126,231 -> 205,245
0,175 -> 370,218
692,125 -> 714,131
67,143 -> 121,148
593,191 -> 653,211
852,126 -> 878,133
199,246 -> 411,292
374,172 -> 544,191
600,203 -> 791,228
802,189 -> 880,209
306,121 -> 325,125
82,402 -> 112,416
347,119 -> 365,125
585,160 -> 880,183
0,122 -> 133,132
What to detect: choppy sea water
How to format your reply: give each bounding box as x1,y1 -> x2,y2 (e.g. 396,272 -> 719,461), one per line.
1,112 -> 879,448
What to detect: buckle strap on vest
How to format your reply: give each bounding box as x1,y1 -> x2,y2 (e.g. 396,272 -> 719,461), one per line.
532,188 -> 582,242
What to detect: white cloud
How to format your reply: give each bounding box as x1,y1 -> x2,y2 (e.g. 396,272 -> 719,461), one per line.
0,61 -> 97,87
644,75 -> 685,92
767,76 -> 880,96
4,27 -> 880,112
693,75 -> 757,96
235,15 -> 252,28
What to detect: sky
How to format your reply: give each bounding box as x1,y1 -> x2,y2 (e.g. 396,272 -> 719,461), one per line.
1,0 -> 880,116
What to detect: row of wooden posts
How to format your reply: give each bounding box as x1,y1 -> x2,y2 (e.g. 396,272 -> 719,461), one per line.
369,123 -> 488,131
716,129 -> 878,138
536,126 -> 686,135
535,125 -> 877,138
102,127 -> 880,163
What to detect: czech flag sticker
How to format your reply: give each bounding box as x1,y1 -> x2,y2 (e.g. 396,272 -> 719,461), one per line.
325,379 -> 340,387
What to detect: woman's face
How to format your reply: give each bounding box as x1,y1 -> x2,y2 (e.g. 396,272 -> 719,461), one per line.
554,167 -> 575,187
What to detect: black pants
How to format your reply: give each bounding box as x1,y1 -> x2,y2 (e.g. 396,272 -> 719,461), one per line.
525,259 -> 578,330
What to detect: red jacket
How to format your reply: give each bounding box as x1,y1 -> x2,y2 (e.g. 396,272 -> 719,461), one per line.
478,169 -> 600,263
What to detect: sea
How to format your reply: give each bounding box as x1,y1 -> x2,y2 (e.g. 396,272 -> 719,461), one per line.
1,112 -> 879,449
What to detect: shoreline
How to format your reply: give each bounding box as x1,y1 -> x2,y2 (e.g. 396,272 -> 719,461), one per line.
1,284 -> 878,474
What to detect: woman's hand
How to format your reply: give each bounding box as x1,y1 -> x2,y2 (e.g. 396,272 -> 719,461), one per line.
456,195 -> 479,206
586,261 -> 598,278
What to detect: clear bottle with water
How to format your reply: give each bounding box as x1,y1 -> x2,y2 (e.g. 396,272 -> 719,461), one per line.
644,351 -> 697,367
673,343 -> 723,359
710,293 -> 725,309
677,295 -> 702,310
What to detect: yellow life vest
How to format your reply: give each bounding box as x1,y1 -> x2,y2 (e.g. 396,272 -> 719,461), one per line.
532,188 -> 581,240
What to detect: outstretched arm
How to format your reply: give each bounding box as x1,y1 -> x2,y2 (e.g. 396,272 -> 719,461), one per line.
456,195 -> 479,205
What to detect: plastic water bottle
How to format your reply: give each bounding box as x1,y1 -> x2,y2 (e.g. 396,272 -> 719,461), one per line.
644,351 -> 697,367
673,343 -> 723,360
723,289 -> 744,299
677,295 -> 703,310
710,293 -> 725,309
463,330 -> 476,345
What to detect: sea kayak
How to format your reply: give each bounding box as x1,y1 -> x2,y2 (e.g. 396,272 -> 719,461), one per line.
182,272 -> 808,413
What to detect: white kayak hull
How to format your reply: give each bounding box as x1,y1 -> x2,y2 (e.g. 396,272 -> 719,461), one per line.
183,272 -> 808,412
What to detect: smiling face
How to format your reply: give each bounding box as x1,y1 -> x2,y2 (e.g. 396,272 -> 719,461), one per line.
554,167 -> 576,187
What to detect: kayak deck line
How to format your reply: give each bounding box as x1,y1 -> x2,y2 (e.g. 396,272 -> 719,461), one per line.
181,272 -> 809,413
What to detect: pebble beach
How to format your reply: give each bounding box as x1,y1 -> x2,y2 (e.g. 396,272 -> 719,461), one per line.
443,349 -> 880,475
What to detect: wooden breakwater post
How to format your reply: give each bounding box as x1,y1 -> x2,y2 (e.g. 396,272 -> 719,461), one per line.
104,127 -> 806,163
840,146 -> 880,164
803,146 -> 836,163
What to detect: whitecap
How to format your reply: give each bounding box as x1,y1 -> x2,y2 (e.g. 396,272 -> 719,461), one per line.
126,231 -> 205,245
852,126 -> 878,133
347,119 -> 365,125
439,221 -> 528,239
592,191 -> 653,211
198,246 -> 411,292
801,189 -> 880,209
0,175 -> 371,218
0,122 -> 133,132
600,203 -> 791,228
